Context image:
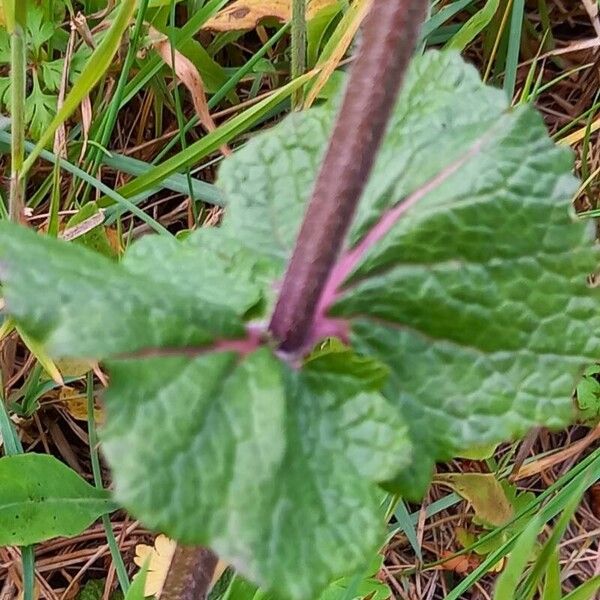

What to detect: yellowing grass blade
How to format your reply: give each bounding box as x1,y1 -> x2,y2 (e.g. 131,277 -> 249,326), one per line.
303,0 -> 372,109
2,0 -> 14,32
21,0 -> 137,177
559,117 -> 600,146
17,327 -> 64,386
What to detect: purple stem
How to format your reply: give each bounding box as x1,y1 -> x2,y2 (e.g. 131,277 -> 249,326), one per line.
315,136 -> 491,323
269,0 -> 427,351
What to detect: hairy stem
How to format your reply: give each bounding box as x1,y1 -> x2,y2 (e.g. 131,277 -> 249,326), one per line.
291,0 -> 306,109
269,0 -> 427,351
161,546 -> 218,600
9,1 -> 26,223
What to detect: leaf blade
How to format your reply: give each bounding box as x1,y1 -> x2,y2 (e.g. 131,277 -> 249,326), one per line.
0,454 -> 115,546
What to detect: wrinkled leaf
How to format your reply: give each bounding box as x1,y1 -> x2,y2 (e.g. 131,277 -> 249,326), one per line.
102,348 -> 410,599
0,225 -> 257,358
218,50 -> 597,497
0,49 -> 596,600
0,454 -> 114,545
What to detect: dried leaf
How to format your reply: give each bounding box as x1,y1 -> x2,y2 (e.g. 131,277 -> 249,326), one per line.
436,473 -> 514,527
150,27 -> 230,155
79,95 -> 93,161
60,386 -> 104,424
439,551 -> 481,575
134,534 -> 177,598
203,0 -> 339,32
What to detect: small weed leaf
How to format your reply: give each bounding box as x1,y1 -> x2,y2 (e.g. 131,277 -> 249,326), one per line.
575,364 -> 600,424
0,454 -> 115,546
436,473 -> 513,527
0,51 -> 598,597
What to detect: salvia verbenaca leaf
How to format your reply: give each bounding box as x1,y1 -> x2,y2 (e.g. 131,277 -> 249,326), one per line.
0,51 -> 597,597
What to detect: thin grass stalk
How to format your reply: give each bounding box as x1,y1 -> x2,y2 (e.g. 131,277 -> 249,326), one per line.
9,1 -> 26,222
168,0 -> 198,224
291,0 -> 307,108
87,0 -> 150,178
503,0 -> 525,100
86,372 -> 130,594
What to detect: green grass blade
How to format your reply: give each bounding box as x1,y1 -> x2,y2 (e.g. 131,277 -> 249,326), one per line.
562,575 -> 600,600
87,372 -> 130,594
421,0 -> 474,43
120,0 -> 229,109
445,0 -> 500,51
443,448 -> 600,600
21,546 -> 35,600
503,0 -> 525,100
541,549 -> 561,600
520,477 -> 589,599
102,152 -> 224,205
0,379 -> 33,600
103,71 -> 314,203
124,561 -> 149,600
492,515 -> 543,600
87,0 -> 151,175
0,131 -> 171,236
21,0 -> 138,176
153,23 -> 290,164
291,0 -> 307,108
394,500 -> 422,561
9,0 -> 26,221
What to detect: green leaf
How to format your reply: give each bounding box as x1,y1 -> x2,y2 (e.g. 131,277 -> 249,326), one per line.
101,348 -> 410,599
493,515 -> 543,600
218,50 -> 597,497
0,49 -> 596,600
26,5 -> 56,51
0,454 -> 115,545
22,0 -> 138,175
76,579 -> 106,600
25,76 -> 57,140
575,364 -> 600,424
436,473 -> 513,527
0,224 -> 254,358
76,579 -> 124,600
41,60 -> 65,93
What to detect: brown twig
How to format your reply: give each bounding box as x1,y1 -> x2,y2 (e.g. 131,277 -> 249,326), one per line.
268,0 -> 427,351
